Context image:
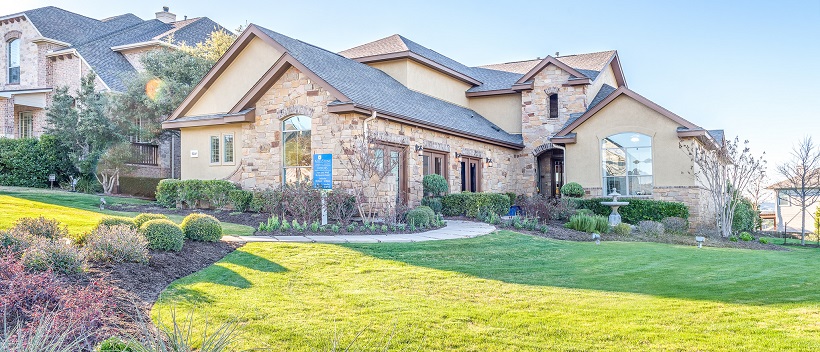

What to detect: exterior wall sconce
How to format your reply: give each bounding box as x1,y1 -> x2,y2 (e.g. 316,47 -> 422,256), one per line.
414,145 -> 424,156
455,152 -> 462,161
485,158 -> 493,167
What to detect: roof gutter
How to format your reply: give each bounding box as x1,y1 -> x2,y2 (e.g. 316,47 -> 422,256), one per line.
111,40 -> 177,52
328,102 -> 524,150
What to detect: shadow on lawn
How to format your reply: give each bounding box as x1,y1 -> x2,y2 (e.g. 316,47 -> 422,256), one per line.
343,232 -> 820,306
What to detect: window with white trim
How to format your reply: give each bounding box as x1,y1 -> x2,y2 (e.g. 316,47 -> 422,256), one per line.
602,132 -> 653,195
282,115 -> 312,184
210,136 -> 220,164
223,134 -> 234,164
7,38 -> 19,84
17,111 -> 32,138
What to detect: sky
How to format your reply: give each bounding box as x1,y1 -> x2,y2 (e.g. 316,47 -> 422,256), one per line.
3,0 -> 819,179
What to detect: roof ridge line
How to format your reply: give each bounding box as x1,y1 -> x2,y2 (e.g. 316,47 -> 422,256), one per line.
69,19 -> 166,49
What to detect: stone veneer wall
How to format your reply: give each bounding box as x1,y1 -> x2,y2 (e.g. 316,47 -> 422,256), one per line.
232,66 -> 522,205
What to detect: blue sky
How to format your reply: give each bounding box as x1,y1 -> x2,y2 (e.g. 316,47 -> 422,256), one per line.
3,0 -> 819,178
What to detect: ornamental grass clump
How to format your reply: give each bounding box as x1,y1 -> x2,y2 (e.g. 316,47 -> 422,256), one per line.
565,213 -> 609,233
140,219 -> 184,252
134,213 -> 170,228
613,223 -> 632,236
180,213 -> 223,242
85,224 -> 149,264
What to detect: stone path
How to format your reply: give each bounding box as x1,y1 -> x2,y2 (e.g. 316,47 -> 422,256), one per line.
222,220 -> 495,243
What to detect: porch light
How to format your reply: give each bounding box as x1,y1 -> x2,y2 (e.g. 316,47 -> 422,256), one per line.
455,152 -> 462,161
414,144 -> 424,156
695,236 -> 705,248
485,158 -> 493,167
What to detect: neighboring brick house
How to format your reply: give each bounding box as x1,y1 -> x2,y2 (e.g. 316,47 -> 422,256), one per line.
0,6 -> 227,181
163,25 -> 724,226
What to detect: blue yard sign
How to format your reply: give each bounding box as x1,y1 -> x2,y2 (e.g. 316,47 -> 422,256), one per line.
313,153 -> 333,190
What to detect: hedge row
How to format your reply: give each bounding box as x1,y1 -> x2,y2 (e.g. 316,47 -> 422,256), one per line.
442,192 -> 511,217
155,179 -> 238,208
0,135 -> 74,187
574,197 -> 689,224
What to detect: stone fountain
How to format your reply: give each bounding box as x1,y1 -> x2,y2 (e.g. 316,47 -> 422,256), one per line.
600,192 -> 629,226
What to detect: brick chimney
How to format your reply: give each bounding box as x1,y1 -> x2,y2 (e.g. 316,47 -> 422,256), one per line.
155,6 -> 176,23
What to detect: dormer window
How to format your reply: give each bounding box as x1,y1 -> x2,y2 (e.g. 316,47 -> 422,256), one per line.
549,93 -> 558,118
7,38 -> 20,84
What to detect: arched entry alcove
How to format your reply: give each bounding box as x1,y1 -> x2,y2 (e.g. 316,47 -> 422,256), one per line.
534,144 -> 565,197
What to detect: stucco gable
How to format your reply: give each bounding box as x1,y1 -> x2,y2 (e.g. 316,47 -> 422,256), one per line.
553,86 -> 700,138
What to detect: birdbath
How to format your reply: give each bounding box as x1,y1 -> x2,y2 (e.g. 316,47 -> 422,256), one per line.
600,192 -> 629,226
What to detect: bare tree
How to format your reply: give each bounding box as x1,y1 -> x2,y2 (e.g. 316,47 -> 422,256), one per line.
745,172 -> 769,231
776,136 -> 820,245
339,134 -> 405,225
681,136 -> 766,238
95,143 -> 135,195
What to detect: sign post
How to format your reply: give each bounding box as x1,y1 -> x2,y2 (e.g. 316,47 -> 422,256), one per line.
313,154 -> 333,225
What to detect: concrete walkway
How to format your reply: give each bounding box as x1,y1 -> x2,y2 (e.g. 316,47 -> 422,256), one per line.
222,220 -> 495,243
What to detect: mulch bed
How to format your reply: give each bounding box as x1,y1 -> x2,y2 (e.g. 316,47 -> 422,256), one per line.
109,203 -> 267,228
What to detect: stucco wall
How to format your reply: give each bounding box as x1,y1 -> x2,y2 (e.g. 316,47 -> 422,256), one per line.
587,64 -> 619,102
776,190 -> 819,233
368,60 -> 408,85
563,94 -> 695,189
467,93 -> 522,134
405,60 -> 472,107
180,124 -> 243,180
185,37 -> 283,116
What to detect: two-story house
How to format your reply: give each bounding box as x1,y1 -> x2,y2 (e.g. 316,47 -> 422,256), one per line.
163,25 -> 723,226
0,6 -> 226,180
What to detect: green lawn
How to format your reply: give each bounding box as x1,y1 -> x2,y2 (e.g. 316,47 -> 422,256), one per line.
153,231 -> 820,351
0,186 -> 254,236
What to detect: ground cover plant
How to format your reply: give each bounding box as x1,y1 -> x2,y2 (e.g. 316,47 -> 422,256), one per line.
154,232 -> 820,351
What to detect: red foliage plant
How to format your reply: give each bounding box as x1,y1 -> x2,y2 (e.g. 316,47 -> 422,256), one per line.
0,252 -> 117,347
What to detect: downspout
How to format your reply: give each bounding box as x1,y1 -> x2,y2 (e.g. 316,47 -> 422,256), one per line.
363,109 -> 377,139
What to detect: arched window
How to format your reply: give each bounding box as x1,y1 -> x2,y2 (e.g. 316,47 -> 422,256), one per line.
548,93 -> 558,118
282,115 -> 312,184
7,38 -> 20,84
601,132 -> 653,196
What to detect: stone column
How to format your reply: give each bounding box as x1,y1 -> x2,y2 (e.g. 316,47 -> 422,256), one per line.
0,97 -> 14,138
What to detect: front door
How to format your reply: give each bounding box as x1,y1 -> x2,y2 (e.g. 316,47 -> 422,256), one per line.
460,156 -> 481,192
537,149 -> 564,197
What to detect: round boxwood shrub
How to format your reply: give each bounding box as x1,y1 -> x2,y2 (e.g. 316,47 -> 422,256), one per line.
560,182 -> 585,198
139,219 -> 184,252
422,174 -> 448,197
133,213 -> 169,229
97,216 -> 136,229
421,197 -> 443,214
180,213 -> 223,242
406,206 -> 434,228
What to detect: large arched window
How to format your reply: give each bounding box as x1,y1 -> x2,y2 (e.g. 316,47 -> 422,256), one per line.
601,132 -> 653,196
282,115 -> 312,184
7,38 -> 20,84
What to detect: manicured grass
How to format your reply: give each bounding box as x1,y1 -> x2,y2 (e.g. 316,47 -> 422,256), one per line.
154,231 -> 820,351
0,187 -> 254,236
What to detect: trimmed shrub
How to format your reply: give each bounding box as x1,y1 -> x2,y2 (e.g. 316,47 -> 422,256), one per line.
139,219 -> 184,252
177,179 -> 207,209
421,197 -> 443,214
282,182 -> 322,224
468,193 -> 510,218
739,231 -> 754,242
0,134 -> 74,188
96,216 -> 136,229
406,206 -> 434,228
422,174 -> 448,197
133,213 -> 169,228
249,188 -> 283,214
560,182 -> 585,198
13,216 -> 68,240
155,179 -> 181,208
575,198 -> 689,224
118,176 -> 161,199
85,225 -> 149,264
613,223 -> 632,236
637,220 -> 665,237
228,189 -> 253,212
180,213 -> 222,242
442,192 -> 471,216
203,180 -> 238,209
564,213 -> 608,233
662,217 -> 689,234
505,192 -> 517,206
22,239 -> 85,274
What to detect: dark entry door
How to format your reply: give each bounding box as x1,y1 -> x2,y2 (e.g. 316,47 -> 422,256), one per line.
537,149 -> 564,197
460,156 -> 481,192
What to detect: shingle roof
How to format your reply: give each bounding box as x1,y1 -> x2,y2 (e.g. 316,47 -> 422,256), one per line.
259,27 -> 523,147
708,130 -> 725,145
478,50 -> 616,80
7,6 -> 226,92
560,84 -> 617,130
